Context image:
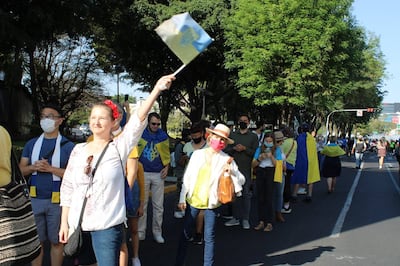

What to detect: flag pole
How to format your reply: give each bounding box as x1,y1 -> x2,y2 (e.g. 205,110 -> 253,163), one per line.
173,64 -> 186,76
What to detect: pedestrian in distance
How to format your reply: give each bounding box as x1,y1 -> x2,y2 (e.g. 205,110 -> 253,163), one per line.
321,136 -> 346,193
19,104 -> 75,266
377,137 -> 387,169
175,123 -> 245,266
59,74 -> 175,266
351,136 -> 367,169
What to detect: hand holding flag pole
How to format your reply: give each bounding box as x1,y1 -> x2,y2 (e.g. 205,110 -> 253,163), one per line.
155,12 -> 213,76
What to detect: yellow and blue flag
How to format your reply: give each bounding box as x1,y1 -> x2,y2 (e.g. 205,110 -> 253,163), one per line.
292,132 -> 320,184
155,12 -> 213,65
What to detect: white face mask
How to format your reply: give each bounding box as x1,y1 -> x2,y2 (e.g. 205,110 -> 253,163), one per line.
40,118 -> 56,133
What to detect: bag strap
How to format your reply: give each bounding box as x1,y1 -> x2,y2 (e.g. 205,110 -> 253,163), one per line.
10,149 -> 30,197
285,139 -> 295,158
78,141 -> 111,226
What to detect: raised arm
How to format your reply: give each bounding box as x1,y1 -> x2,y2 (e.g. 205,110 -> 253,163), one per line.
137,74 -> 175,121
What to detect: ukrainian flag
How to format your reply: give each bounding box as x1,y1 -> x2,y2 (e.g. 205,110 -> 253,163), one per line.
155,12 -> 213,65
291,132 -> 320,184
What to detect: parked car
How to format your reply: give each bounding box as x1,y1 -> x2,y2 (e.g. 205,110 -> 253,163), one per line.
79,123 -> 91,136
70,128 -> 86,141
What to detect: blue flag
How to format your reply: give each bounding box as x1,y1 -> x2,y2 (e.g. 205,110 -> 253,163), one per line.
155,12 -> 213,65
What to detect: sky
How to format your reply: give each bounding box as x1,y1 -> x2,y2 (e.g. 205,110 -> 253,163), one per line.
105,1 -> 400,103
352,0 -> 400,103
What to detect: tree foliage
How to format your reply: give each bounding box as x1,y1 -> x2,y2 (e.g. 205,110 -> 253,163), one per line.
224,0 -> 384,133
0,0 -> 387,137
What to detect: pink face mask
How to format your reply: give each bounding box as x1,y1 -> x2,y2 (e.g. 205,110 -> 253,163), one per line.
210,139 -> 226,151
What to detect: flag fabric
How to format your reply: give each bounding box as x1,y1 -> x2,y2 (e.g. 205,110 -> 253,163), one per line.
155,12 -> 213,65
291,132 -> 321,184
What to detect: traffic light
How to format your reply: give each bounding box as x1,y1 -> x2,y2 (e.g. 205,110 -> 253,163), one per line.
367,108 -> 374,112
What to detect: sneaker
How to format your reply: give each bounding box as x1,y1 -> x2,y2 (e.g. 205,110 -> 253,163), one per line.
242,219 -> 250,229
224,218 -> 240,227
281,206 -> 292,214
297,187 -> 307,195
174,210 -> 185,218
153,234 -> 165,244
132,257 -> 141,266
138,232 -> 145,241
192,233 -> 203,245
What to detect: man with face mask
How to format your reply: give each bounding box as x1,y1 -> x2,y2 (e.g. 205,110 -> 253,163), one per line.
19,104 -> 74,266
224,114 -> 259,229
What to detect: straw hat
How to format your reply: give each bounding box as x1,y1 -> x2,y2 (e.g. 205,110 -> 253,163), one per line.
205,124 -> 234,144
274,131 -> 287,142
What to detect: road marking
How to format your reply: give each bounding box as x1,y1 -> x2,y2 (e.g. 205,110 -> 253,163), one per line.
330,162 -> 363,238
387,167 -> 400,196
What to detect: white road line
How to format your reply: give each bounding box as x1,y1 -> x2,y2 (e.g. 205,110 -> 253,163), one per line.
330,162 -> 363,238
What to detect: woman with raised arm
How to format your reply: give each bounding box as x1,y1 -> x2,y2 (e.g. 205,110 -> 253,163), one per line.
59,74 -> 175,266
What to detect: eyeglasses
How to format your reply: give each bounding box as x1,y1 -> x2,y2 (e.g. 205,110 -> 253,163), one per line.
40,114 -> 61,120
151,122 -> 161,126
84,155 -> 94,175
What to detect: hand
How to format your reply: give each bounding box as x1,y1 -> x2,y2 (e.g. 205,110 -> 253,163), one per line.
59,223 -> 69,244
154,74 -> 176,92
178,202 -> 186,211
34,159 -> 52,173
234,144 -> 245,152
160,166 -> 169,179
137,202 -> 144,217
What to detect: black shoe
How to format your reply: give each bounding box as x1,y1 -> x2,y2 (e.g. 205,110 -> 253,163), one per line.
303,196 -> 312,203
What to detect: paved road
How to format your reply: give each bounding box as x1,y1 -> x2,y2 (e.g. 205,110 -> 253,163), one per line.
45,151 -> 400,265
139,152 -> 400,266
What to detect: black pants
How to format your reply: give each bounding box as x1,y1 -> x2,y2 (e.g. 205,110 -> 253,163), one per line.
283,169 -> 294,203
256,167 -> 274,223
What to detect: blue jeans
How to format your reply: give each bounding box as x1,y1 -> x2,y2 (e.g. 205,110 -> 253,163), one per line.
274,177 -> 285,212
355,152 -> 363,168
175,205 -> 217,266
90,224 -> 123,266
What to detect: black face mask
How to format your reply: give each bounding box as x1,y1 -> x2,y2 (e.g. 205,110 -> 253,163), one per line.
239,122 -> 248,129
192,137 -> 203,144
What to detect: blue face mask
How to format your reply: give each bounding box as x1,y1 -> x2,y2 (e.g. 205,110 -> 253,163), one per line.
264,142 -> 273,148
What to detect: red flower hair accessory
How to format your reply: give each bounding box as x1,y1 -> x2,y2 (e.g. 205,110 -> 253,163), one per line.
104,100 -> 119,120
